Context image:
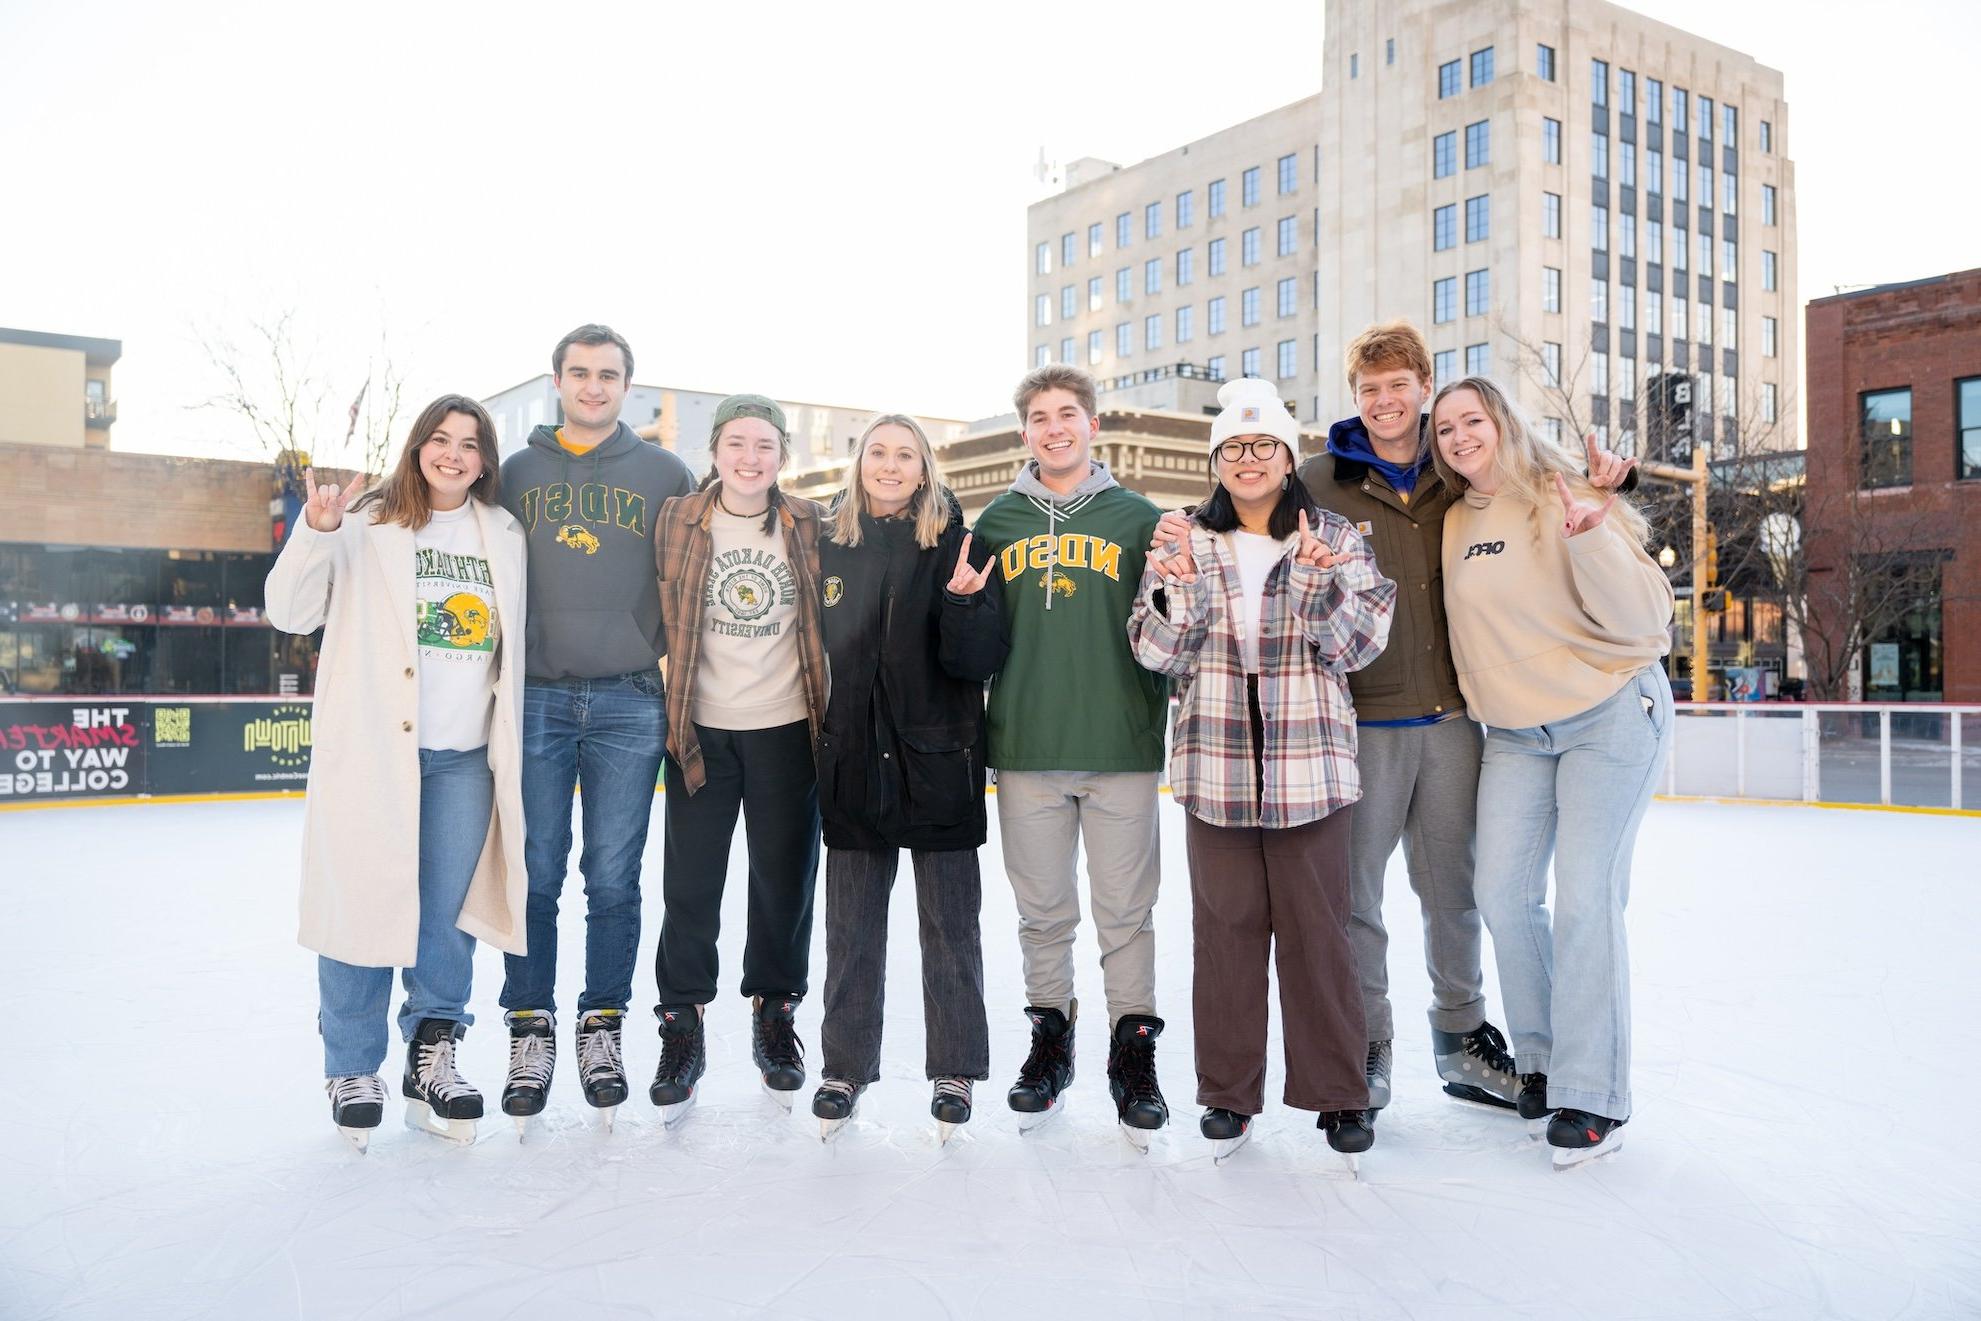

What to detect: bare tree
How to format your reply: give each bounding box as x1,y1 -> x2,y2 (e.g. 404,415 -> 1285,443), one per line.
1495,314 -> 1594,447
342,334 -> 411,479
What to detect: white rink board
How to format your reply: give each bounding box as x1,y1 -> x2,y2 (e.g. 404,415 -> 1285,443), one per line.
2,796 -> 1977,1320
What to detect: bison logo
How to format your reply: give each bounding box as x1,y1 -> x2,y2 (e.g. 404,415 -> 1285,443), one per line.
1038,569 -> 1077,598
556,524 -> 601,555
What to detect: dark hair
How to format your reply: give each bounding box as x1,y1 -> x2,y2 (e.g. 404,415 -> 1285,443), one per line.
350,394 -> 501,530
552,323 -> 634,380
1193,467 -> 1321,541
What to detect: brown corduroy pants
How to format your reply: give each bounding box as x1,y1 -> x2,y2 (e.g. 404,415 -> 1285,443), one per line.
1185,808 -> 1369,1116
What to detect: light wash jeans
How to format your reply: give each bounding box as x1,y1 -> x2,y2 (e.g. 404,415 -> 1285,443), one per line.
1473,666 -> 1673,1120
318,745 -> 493,1076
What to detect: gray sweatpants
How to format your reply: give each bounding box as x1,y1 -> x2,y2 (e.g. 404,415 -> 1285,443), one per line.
1347,717 -> 1488,1039
995,770 -> 1161,1028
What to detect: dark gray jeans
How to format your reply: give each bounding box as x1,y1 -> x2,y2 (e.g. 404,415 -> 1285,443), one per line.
821,847 -> 990,1084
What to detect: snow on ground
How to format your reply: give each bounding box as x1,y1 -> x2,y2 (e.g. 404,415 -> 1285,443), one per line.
2,796 -> 1977,1320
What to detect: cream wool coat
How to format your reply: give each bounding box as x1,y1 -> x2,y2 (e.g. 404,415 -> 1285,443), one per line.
265,499 -> 528,967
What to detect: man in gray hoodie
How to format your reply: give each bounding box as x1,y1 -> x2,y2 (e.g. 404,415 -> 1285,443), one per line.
495,324 -> 695,1128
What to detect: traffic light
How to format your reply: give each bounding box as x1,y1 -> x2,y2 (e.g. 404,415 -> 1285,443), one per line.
1703,588 -> 1730,613
1704,528 -> 1720,589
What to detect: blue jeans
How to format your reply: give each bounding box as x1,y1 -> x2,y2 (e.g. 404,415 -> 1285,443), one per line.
318,746 -> 493,1076
1473,666 -> 1673,1121
500,671 -> 665,1015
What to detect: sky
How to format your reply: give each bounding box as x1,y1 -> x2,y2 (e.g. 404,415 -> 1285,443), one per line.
3,0 -> 1977,466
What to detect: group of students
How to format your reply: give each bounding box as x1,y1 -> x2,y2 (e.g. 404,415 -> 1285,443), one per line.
271,318 -> 1675,1170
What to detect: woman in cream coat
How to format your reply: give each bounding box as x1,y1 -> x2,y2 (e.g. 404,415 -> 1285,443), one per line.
266,393 -> 527,1150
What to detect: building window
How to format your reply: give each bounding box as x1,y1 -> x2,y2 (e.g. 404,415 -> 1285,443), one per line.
1621,212 -> 1637,259
1762,381 -> 1778,423
1433,131 -> 1456,179
1959,378 -> 1981,480
1209,178 -> 1227,218
1277,277 -> 1297,318
1145,202 -> 1162,240
1035,293 -> 1051,327
1117,267 -> 1132,303
1648,216 -> 1664,264
1698,163 -> 1713,209
1438,59 -> 1461,98
1277,153 -> 1297,195
1672,298 -> 1687,340
1762,183 -> 1777,226
1723,238 -> 1737,281
1087,330 -> 1103,366
1034,344 -> 1049,369
1277,339 -> 1298,380
1760,119 -> 1773,153
1471,46 -> 1494,86
1466,343 -> 1490,376
1035,242 -> 1050,276
1242,227 -> 1261,266
1592,203 -> 1609,251
1208,237 -> 1227,277
1621,358 -> 1638,401
1592,58 -> 1609,106
1592,350 -> 1610,396
1723,307 -> 1737,349
1117,322 -> 1134,358
1591,278 -> 1609,323
1387,37 -> 1395,65
1172,249 -> 1192,288
1276,216 -> 1297,256
1061,233 -> 1077,267
1088,276 -> 1104,312
1620,284 -> 1637,330
1206,354 -> 1227,381
1433,277 -> 1456,324
1648,146 -> 1663,195
1350,52 -> 1359,79
1061,285 -> 1077,320
1465,268 -> 1490,317
1465,120 -> 1490,168
1674,229 -> 1689,271
1861,387 -> 1913,489
1088,222 -> 1104,258
1543,117 -> 1562,165
1537,43 -> 1556,81
1646,289 -> 1662,333
1208,296 -> 1227,335
1543,341 -> 1562,387
1116,213 -> 1132,248
1543,265 -> 1562,313
1176,189 -> 1195,229
1145,314 -> 1164,353
1671,86 -> 1687,128
1241,287 -> 1261,328
1433,204 -> 1456,252
1645,76 -> 1662,123
1619,69 -> 1636,113
1698,294 -> 1712,342
1242,166 -> 1260,207
1620,141 -> 1636,188
1144,258 -> 1162,295
1059,336 -> 1075,364
1242,347 -> 1262,378
1698,95 -> 1714,140
1176,305 -> 1195,344
1543,192 -> 1561,239
1763,250 -> 1778,292
1722,171 -> 1737,215
1465,194 -> 1489,243
1434,349 -> 1456,382
1592,131 -> 1609,179
1700,233 -> 1714,280
1762,316 -> 1778,358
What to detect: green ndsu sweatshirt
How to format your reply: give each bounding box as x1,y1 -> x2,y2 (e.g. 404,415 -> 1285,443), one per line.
973,459 -> 1167,772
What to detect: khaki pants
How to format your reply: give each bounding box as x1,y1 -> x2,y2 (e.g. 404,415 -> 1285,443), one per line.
994,770 -> 1161,1028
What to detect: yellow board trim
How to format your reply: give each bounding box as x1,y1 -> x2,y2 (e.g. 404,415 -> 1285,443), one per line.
1652,793 -> 1980,819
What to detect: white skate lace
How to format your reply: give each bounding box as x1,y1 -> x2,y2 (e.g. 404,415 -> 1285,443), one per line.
578,1017 -> 624,1084
507,1029 -> 554,1088
933,1078 -> 972,1104
416,1034 -> 477,1102
326,1074 -> 386,1106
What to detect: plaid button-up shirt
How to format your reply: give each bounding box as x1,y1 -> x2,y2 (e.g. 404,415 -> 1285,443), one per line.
1128,515 -> 1396,829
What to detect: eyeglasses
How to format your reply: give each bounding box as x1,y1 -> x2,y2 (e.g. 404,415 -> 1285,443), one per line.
1216,438 -> 1284,463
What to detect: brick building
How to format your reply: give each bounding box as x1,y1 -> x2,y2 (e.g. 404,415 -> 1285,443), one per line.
1803,268 -> 1981,702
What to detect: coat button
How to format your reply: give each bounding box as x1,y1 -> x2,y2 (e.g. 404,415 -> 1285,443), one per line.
404,667 -> 415,678
402,720 -> 413,732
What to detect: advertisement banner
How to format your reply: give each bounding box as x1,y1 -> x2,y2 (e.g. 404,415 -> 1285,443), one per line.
0,701 -> 149,801
147,701 -> 314,796
0,699 -> 315,803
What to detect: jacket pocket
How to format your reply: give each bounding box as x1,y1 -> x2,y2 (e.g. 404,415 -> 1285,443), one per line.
898,726 -> 976,828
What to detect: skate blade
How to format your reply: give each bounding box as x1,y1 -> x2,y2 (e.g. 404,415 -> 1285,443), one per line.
936,1119 -> 964,1147
1120,1123 -> 1153,1154
594,1105 -> 617,1133
403,1099 -> 477,1145
1015,1098 -> 1063,1135
1552,1130 -> 1625,1170
762,1081 -> 797,1111
819,1112 -> 856,1143
660,1093 -> 697,1130
1340,1153 -> 1361,1179
337,1125 -> 373,1154
1211,1130 -> 1252,1165
1441,1080 -> 1520,1111
1526,1116 -> 1550,1141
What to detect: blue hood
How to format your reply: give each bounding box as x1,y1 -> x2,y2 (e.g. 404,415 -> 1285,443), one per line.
1325,414 -> 1432,495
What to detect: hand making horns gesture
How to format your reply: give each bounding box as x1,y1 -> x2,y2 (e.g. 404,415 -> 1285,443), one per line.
947,532 -> 995,595
1554,471 -> 1618,538
1293,509 -> 1345,569
1148,507 -> 1198,584
1585,429 -> 1639,490
301,466 -> 366,533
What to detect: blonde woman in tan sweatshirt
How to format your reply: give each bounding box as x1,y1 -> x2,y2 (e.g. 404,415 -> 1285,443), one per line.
1430,376 -> 1674,1169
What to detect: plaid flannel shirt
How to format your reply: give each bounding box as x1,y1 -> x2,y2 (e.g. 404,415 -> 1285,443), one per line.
1128,513 -> 1396,829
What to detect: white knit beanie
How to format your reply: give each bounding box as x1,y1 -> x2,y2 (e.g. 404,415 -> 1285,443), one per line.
1208,377 -> 1298,455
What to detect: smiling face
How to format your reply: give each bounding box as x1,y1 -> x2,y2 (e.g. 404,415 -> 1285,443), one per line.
1432,387 -> 1502,492
859,422 -> 925,518
712,416 -> 784,504
1353,365 -> 1431,451
1214,435 -> 1293,509
554,341 -> 629,434
1021,386 -> 1098,489
417,411 -> 486,510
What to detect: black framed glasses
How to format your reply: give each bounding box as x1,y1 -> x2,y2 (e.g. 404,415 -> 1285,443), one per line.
1216,437 -> 1284,463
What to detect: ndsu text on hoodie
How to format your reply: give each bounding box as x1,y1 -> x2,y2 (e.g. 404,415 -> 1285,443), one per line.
500,422 -> 696,681
972,460 -> 1167,773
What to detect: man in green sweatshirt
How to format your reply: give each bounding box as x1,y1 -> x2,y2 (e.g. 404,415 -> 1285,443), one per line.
971,364 -> 1171,1141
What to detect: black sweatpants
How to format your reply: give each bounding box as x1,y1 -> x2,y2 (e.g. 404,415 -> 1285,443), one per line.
654,720 -> 821,1006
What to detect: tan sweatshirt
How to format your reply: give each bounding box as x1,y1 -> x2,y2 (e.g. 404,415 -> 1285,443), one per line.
1442,488 -> 1674,728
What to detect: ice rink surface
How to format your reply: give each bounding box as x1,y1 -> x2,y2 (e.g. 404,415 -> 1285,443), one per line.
2,795 -> 1977,1320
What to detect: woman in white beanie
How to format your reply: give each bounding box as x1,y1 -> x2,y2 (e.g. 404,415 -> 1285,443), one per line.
1129,377 -> 1397,1164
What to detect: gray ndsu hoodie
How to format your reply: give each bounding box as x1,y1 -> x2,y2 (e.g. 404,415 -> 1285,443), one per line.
500,421 -> 696,681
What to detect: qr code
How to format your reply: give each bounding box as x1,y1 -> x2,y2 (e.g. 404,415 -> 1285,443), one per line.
155,707 -> 192,745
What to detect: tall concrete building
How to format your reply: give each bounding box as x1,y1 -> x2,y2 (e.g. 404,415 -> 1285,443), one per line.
0,327 -> 121,450
1026,0 -> 1797,457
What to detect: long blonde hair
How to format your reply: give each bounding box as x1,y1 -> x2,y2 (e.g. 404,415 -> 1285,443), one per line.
1430,376 -> 1651,546
829,414 -> 951,549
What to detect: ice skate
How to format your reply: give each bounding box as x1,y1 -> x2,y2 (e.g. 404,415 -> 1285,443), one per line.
1008,1004 -> 1075,1133
326,1073 -> 386,1153
1364,1039 -> 1393,1113
1548,1109 -> 1626,1169
1201,1107 -> 1252,1165
752,995 -> 806,1107
1108,1014 -> 1168,1153
812,1079 -> 863,1142
576,1009 -> 629,1131
1432,1021 -> 1521,1111
1517,1072 -> 1551,1139
501,1009 -> 555,1138
401,1018 -> 481,1145
932,1077 -> 973,1146
649,1004 -> 706,1129
1319,1109 -> 1374,1177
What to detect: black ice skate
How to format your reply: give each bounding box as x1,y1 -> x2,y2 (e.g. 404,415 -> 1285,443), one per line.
1007,1004 -> 1075,1133
326,1073 -> 387,1153
1548,1109 -> 1627,1169
812,1079 -> 864,1142
1107,1014 -> 1169,1151
751,995 -> 806,1106
649,1004 -> 706,1128
501,1009 -> 555,1136
1517,1071 -> 1551,1137
931,1077 -> 973,1145
1431,1021 -> 1521,1111
1364,1039 -> 1394,1112
576,1009 -> 629,1129
1201,1107 -> 1252,1165
402,1018 -> 482,1145
1319,1109 -> 1375,1175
